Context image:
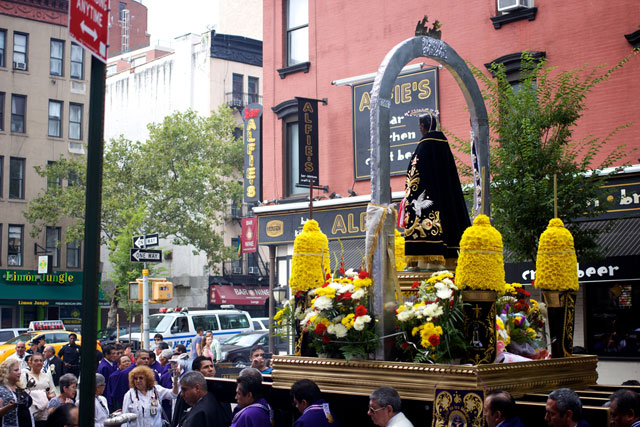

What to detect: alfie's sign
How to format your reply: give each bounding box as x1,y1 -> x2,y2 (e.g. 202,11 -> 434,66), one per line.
352,68 -> 439,180
243,104 -> 262,203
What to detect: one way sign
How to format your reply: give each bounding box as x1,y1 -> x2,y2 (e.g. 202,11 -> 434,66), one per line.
130,249 -> 162,263
133,233 -> 159,248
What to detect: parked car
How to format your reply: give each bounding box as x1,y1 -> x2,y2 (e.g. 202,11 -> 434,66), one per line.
252,317 -> 269,331
0,329 -> 28,345
0,330 -> 101,363
98,326 -> 141,347
220,330 -> 289,364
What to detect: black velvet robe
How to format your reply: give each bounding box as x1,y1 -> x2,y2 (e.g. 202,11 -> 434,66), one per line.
402,131 -> 471,263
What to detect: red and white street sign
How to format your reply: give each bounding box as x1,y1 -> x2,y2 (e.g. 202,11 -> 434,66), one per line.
68,0 -> 109,63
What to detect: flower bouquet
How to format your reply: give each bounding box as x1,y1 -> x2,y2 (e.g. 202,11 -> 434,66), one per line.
395,271 -> 467,364
496,284 -> 548,359
298,268 -> 378,361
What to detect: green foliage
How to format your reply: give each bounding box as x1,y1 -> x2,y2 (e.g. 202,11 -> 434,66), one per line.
449,52 -> 637,263
23,107 -> 243,321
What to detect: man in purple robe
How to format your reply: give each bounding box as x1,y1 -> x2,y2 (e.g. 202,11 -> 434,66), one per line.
291,379 -> 338,426
96,344 -> 118,396
231,369 -> 272,427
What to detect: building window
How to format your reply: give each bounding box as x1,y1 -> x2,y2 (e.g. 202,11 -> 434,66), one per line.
0,91 -> 4,131
69,103 -> 82,140
232,74 -> 243,108
50,39 -> 64,76
9,157 -> 25,199
46,226 -> 61,267
66,241 -> 81,268
47,161 -> 61,191
7,225 -> 23,267
248,77 -> 259,104
0,225 -> 2,266
70,43 -> 83,79
0,156 -> 3,198
48,100 -> 63,137
231,237 -> 241,274
13,33 -> 27,70
286,121 -> 305,196
586,281 -> 640,359
11,94 -> 26,133
0,29 -> 6,68
248,252 -> 260,275
67,170 -> 80,187
119,2 -> 126,20
286,0 -> 309,66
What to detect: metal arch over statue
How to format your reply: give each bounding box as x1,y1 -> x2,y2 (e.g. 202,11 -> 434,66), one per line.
368,35 -> 490,360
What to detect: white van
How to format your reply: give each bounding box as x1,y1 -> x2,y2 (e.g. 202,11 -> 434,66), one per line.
122,309 -> 254,349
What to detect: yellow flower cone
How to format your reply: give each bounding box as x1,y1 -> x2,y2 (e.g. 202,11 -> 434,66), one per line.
289,220 -> 331,293
394,229 -> 407,272
455,214 -> 505,292
534,218 -> 579,291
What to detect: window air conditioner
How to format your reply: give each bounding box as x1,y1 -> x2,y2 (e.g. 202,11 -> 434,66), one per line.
8,255 -> 20,266
248,266 -> 259,275
497,0 -> 528,12
14,62 -> 27,70
232,267 -> 242,274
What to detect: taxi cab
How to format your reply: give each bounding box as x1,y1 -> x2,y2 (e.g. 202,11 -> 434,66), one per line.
0,320 -> 100,363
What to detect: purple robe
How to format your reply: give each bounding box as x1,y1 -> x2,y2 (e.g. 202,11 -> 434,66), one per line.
106,364 -> 134,410
97,358 -> 117,395
231,397 -> 272,427
293,400 -> 338,427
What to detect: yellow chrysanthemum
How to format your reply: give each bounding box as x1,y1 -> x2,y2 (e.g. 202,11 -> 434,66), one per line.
395,230 -> 407,271
289,220 -> 331,292
314,286 -> 337,298
534,218 -> 579,291
455,215 -> 506,292
342,313 -> 355,330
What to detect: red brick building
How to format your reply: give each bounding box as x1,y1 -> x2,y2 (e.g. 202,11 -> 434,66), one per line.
255,0 -> 640,384
107,0 -> 149,57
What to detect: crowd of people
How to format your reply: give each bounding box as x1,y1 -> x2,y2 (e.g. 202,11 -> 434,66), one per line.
0,331 -> 639,426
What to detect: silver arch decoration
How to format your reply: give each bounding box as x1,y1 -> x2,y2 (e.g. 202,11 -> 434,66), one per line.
369,36 -> 490,360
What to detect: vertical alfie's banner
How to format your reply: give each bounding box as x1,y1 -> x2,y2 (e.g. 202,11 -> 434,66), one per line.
241,217 -> 258,253
296,97 -> 319,185
242,104 -> 262,203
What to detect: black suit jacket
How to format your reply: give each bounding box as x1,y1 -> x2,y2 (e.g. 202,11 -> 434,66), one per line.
46,355 -> 63,386
180,392 -> 232,427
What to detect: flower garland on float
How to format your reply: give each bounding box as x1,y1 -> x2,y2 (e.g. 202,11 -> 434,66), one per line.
395,271 -> 467,364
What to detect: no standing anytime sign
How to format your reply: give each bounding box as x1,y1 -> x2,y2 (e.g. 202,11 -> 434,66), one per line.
68,0 -> 109,63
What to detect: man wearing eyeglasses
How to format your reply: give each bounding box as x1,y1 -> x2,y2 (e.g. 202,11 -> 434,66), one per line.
368,386 -> 414,427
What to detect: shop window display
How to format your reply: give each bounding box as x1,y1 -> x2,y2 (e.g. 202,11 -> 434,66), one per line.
586,282 -> 640,358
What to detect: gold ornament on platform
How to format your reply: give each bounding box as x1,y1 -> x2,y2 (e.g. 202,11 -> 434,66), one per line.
455,215 -> 506,293
289,220 -> 331,293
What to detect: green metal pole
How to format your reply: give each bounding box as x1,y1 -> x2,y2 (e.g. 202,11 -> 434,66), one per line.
78,55 -> 105,427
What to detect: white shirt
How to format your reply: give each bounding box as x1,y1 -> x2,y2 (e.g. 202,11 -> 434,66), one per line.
7,352 -> 28,371
387,412 -> 414,427
122,385 -> 177,427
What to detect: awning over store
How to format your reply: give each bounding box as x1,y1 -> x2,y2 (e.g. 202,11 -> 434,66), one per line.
209,285 -> 269,306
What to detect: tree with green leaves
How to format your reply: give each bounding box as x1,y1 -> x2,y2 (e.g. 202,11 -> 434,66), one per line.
24,106 -> 243,326
450,51 -> 637,263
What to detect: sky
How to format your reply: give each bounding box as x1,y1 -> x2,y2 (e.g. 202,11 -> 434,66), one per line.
142,0 -> 219,43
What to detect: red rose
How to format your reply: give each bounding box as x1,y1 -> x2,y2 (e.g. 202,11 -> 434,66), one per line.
401,341 -> 409,350
339,267 -> 345,274
428,334 -> 440,347
355,305 -> 368,317
358,271 -> 370,279
411,281 -> 420,289
337,292 -> 352,302
326,273 -> 331,280
315,323 -> 327,335
322,334 -> 331,344
295,291 -> 306,299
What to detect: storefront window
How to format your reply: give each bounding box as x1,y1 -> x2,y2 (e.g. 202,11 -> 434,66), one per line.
586,281 -> 640,358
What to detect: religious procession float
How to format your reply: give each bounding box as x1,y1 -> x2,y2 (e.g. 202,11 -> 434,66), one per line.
257,34 -> 601,426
